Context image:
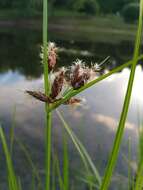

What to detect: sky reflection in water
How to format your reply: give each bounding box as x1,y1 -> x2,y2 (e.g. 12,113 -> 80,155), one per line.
0,66 -> 142,169
0,30 -> 143,189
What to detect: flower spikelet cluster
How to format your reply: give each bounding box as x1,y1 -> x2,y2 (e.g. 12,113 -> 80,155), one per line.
27,42 -> 103,106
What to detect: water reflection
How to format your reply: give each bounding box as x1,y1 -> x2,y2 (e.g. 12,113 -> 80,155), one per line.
1,29 -> 143,77
0,64 -> 142,188
0,30 -> 42,78
0,29 -> 143,189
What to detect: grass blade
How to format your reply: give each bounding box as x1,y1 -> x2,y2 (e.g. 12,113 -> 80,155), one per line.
135,116 -> 143,190
57,110 -> 90,173
57,110 -> 101,187
135,162 -> 143,190
100,0 -> 143,189
0,126 -> 19,190
17,178 -> 23,190
128,138 -> 132,190
52,157 -> 56,190
63,136 -> 69,190
55,156 -> 65,190
15,138 -> 42,190
10,106 -> 16,155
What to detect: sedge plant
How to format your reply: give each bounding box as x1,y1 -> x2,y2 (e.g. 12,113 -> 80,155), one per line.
42,0 -> 52,189
100,0 -> 143,189
26,0 -> 143,189
0,126 -> 21,190
1,0 -> 143,190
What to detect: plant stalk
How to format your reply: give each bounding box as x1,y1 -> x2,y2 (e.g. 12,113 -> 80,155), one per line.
45,110 -> 52,190
100,0 -> 143,189
43,0 -> 52,190
135,161 -> 143,190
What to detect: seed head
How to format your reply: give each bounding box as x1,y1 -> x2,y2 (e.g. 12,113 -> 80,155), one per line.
70,59 -> 91,89
28,43 -> 106,108
50,68 -> 65,99
48,42 -> 58,72
91,62 -> 101,72
40,42 -> 58,72
64,98 -> 82,105
26,90 -> 53,103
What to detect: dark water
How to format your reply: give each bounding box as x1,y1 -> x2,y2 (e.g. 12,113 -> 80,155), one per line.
0,28 -> 143,190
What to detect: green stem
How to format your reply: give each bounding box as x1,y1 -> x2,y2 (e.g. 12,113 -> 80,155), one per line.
100,0 -> 143,189
128,137 -> 132,190
43,0 -> 52,190
43,0 -> 49,95
45,111 -> 52,190
135,162 -> 143,190
49,55 -> 143,112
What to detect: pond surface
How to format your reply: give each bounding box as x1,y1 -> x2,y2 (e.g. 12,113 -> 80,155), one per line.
0,27 -> 143,190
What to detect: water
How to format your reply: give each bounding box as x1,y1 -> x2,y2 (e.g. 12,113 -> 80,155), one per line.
0,27 -> 143,189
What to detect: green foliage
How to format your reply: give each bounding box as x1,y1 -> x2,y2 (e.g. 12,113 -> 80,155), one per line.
72,0 -> 100,15
97,0 -> 131,13
51,0 -> 71,7
0,0 -> 139,18
12,0 -> 28,9
0,0 -> 12,8
32,0 -> 43,10
121,3 -> 139,23
0,0 -> 43,15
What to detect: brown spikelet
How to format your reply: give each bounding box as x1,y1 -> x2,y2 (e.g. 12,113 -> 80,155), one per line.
64,98 -> 82,105
71,64 -> 81,88
48,51 -> 57,72
83,69 -> 91,81
26,90 -> 53,103
71,67 -> 91,90
73,64 -> 81,79
50,71 -> 65,99
48,44 -> 57,72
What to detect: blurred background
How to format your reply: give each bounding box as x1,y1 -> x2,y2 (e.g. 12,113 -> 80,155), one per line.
0,0 -> 140,23
0,0 -> 143,190
0,0 -> 141,78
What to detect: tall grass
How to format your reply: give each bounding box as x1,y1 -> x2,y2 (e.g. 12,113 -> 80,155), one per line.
57,110 -> 101,188
0,126 -> 20,190
0,0 -> 143,189
63,136 -> 69,190
15,138 -> 42,190
100,0 -> 143,189
42,0 -> 143,189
